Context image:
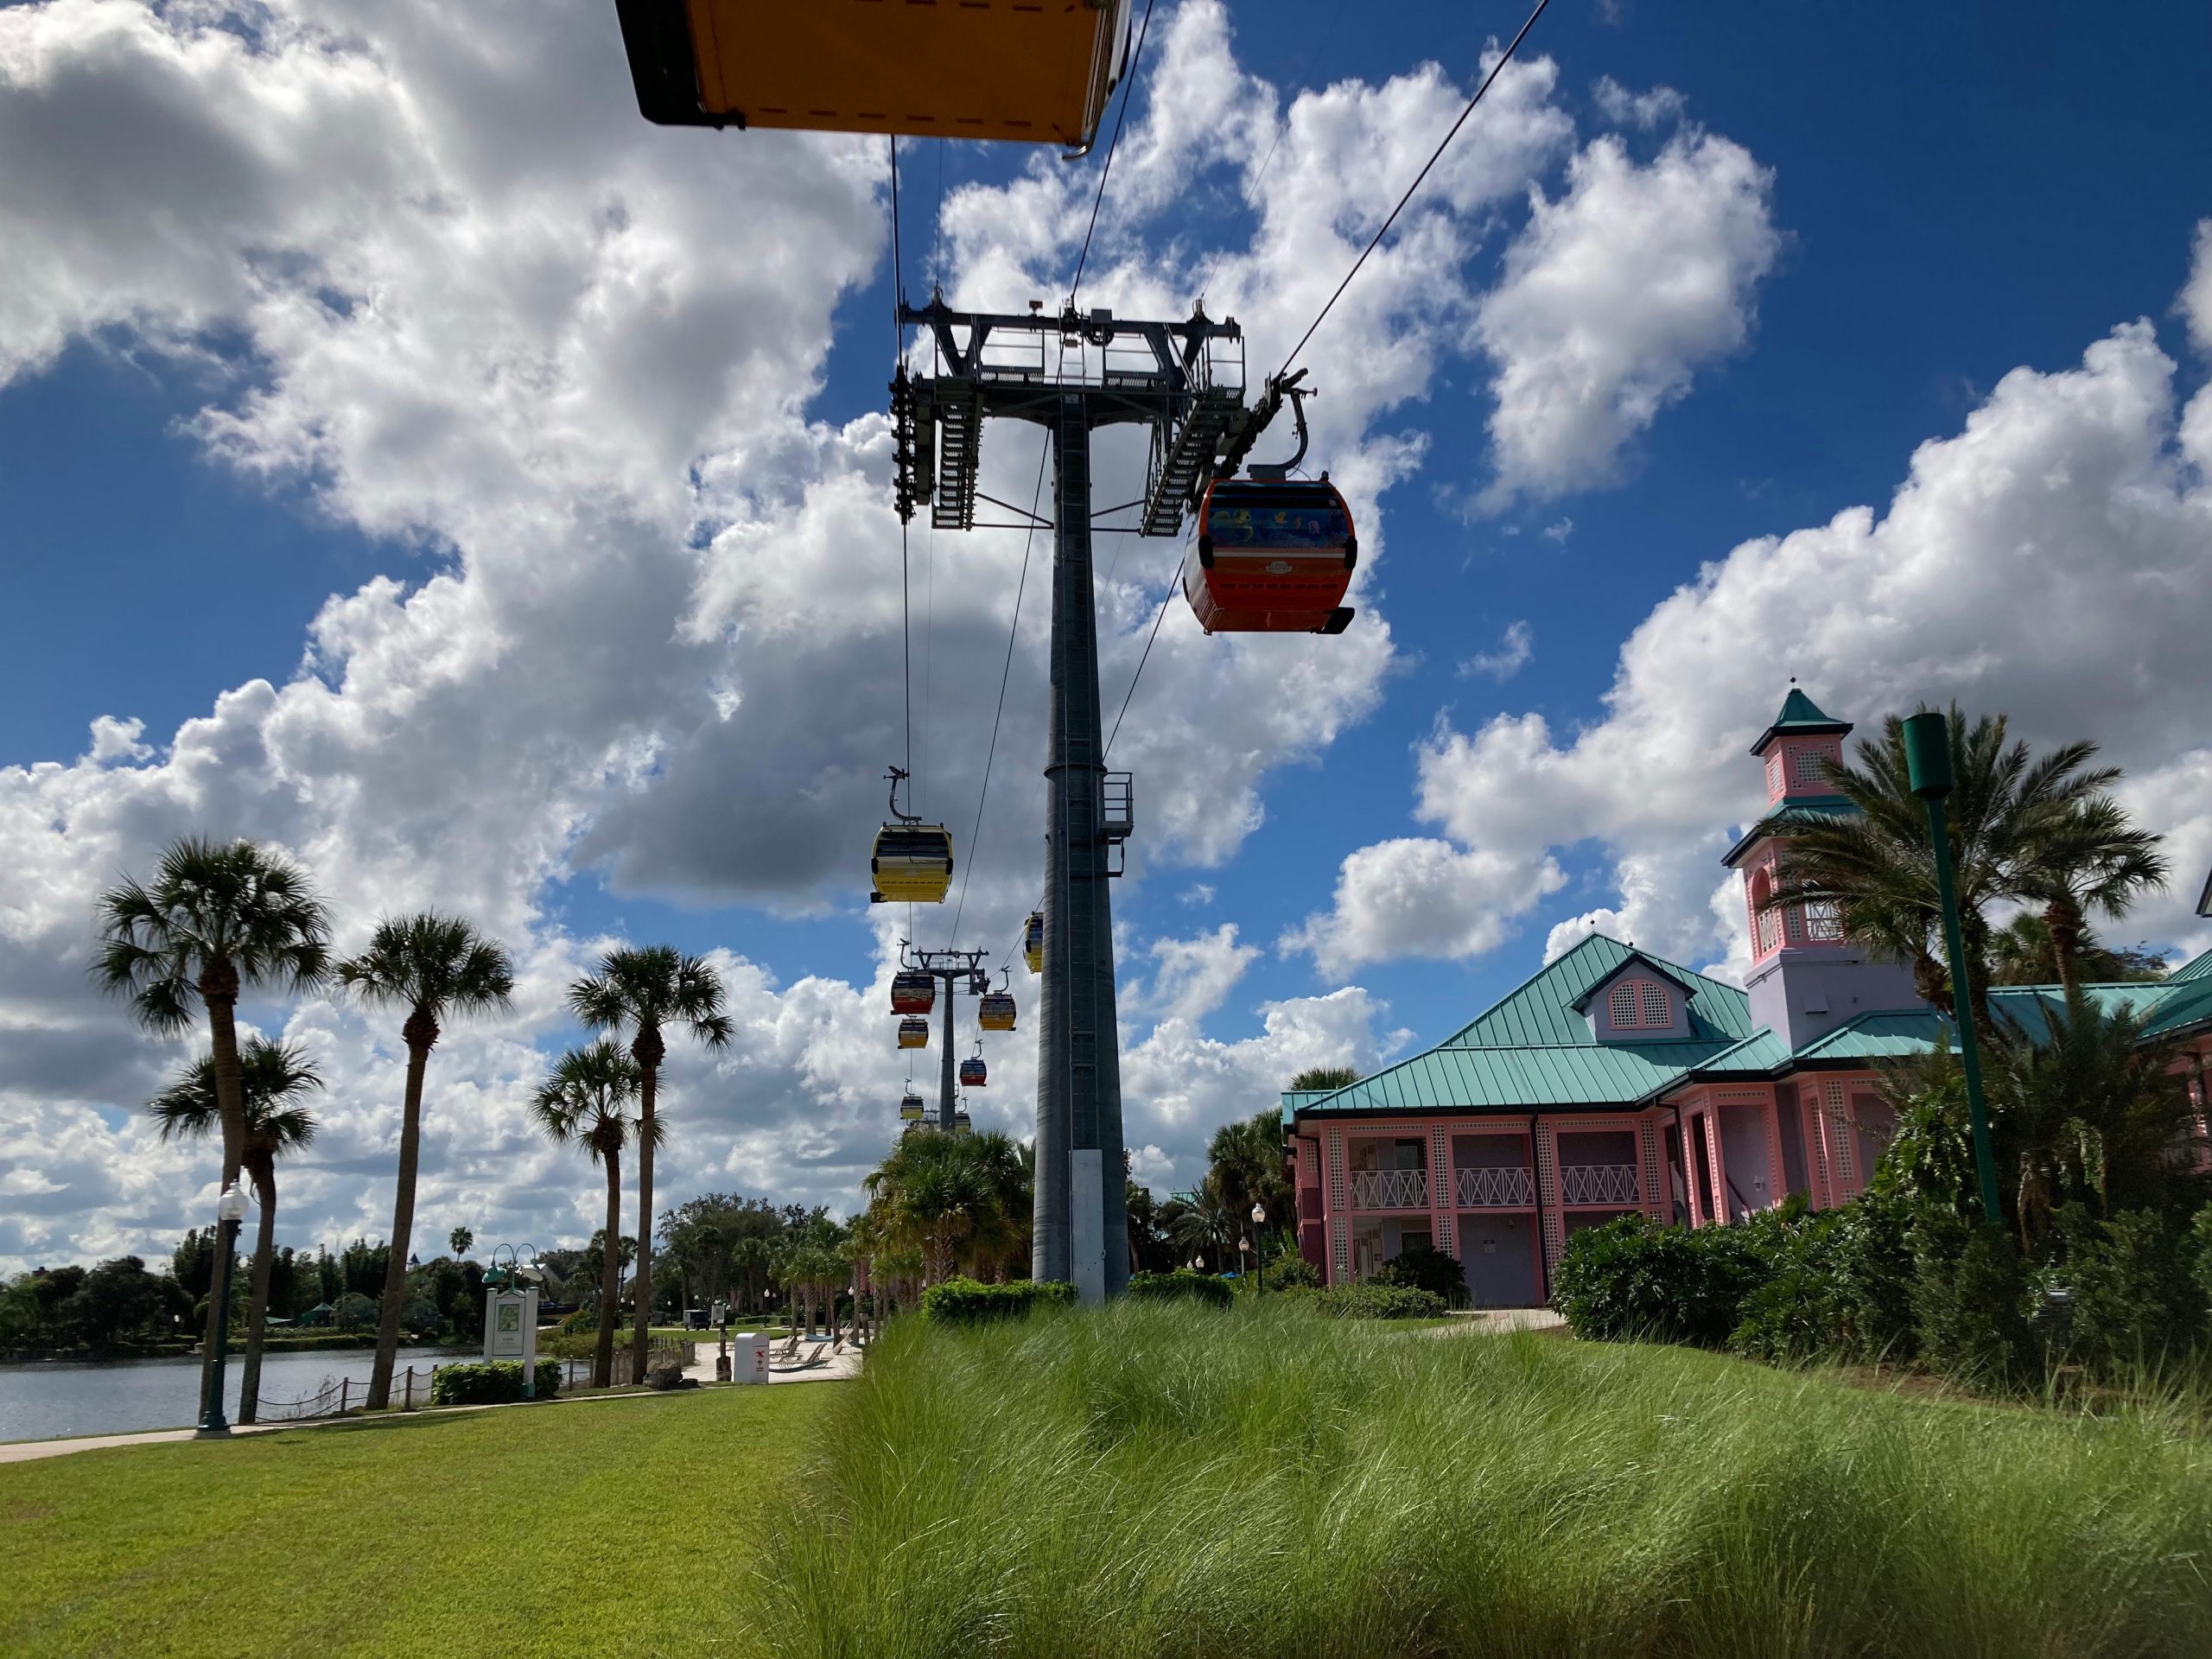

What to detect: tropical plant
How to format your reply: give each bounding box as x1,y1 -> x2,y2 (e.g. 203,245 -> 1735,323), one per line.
531,1041 -> 652,1388
338,912 -> 517,1411
448,1226 -> 474,1258
1162,1185 -> 1236,1272
1203,1109 -> 1294,1246
1986,913 -> 2168,988
1986,988 -> 2199,1246
2018,796 -> 2168,993
1287,1065 -> 1359,1092
865,1131 -> 998,1285
94,836 -> 329,1400
569,946 -> 732,1381
147,1037 -> 322,1424
1768,709 -> 2131,1029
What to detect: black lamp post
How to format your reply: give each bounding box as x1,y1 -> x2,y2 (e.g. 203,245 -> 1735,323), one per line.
196,1183 -> 248,1438
1902,710 -> 2005,1227
1250,1204 -> 1267,1293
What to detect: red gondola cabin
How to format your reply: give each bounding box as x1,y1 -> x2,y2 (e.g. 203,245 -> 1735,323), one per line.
891,970 -> 935,1015
1183,478 -> 1356,636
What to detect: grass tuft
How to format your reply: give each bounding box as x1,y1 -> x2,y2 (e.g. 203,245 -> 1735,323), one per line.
751,1300 -> 2212,1658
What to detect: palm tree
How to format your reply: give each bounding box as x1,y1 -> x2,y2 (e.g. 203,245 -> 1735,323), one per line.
962,1131 -> 1033,1281
531,1042 -> 651,1388
94,836 -> 329,1402
1987,913 -> 2169,988
2019,796 -> 2168,993
337,913 -> 517,1410
1288,1065 -> 1359,1093
1205,1109 -> 1294,1242
865,1131 -> 994,1284
569,947 -> 732,1379
1169,1184 -> 1237,1271
148,1037 -> 322,1425
1989,989 -> 2196,1247
1769,709 -> 2126,1030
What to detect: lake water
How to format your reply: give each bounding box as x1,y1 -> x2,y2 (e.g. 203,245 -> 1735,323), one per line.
0,1345 -> 472,1443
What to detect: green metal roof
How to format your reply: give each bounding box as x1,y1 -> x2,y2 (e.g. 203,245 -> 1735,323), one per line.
2144,976 -> 2212,1039
1681,1027 -> 1794,1077
1440,933 -> 1753,1048
1295,1039 -> 1740,1116
2169,947 -> 2212,985
1751,687 -> 1853,753
1721,797 -> 1856,867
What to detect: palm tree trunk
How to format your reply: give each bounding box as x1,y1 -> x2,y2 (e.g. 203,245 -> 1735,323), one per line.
238,1160 -> 278,1426
630,1053 -> 658,1382
195,963 -> 245,1418
596,1152 -> 622,1389
367,1033 -> 432,1410
2044,895 -> 2084,995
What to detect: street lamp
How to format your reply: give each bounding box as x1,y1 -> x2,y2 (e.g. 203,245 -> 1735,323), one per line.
1902,710 -> 2005,1227
197,1183 -> 249,1438
1250,1204 -> 1267,1294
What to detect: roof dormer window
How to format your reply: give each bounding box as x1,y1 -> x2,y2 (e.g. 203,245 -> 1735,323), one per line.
1608,976 -> 1672,1030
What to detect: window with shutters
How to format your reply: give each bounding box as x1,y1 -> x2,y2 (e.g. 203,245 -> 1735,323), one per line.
1806,900 -> 1843,941
1765,754 -> 1783,798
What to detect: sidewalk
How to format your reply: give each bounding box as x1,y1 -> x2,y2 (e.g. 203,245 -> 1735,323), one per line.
0,1345 -> 864,1467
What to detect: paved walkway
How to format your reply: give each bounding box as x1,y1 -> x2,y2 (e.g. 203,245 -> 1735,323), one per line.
1425,1308 -> 1567,1335
1,1342 -> 868,1466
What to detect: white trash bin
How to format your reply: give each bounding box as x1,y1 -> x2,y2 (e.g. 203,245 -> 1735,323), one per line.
733,1331 -> 770,1385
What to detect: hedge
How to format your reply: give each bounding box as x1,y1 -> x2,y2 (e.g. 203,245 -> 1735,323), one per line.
1300,1283 -> 1448,1320
1127,1269 -> 1233,1308
920,1278 -> 1077,1325
428,1359 -> 562,1406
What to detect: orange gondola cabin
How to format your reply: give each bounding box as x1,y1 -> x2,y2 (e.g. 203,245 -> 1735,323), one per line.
615,0 -> 1135,152
978,990 -> 1017,1032
897,1016 -> 931,1050
1183,478 -> 1356,636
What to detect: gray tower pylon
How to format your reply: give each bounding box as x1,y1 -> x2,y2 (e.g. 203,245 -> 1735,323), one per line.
891,295 -> 1255,1303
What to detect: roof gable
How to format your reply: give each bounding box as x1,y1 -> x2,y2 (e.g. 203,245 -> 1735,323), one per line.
1442,933 -> 1753,1049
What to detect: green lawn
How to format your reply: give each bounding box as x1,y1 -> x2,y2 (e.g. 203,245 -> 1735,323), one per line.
0,1386 -> 833,1659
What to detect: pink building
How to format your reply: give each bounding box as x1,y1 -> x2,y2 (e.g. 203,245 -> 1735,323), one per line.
1285,688 -> 2212,1306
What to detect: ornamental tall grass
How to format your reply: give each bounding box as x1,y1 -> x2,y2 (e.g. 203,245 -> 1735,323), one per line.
748,1300 -> 2212,1658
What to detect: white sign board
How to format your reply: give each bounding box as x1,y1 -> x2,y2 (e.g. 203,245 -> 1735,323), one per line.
483,1287 -> 540,1390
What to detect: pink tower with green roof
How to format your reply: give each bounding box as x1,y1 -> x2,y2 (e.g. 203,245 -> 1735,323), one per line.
1722,687 -> 1925,1052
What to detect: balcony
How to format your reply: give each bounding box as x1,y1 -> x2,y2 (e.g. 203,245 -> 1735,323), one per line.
1455,1166 -> 1535,1208
1347,1168 -> 1429,1211
1559,1164 -> 1640,1207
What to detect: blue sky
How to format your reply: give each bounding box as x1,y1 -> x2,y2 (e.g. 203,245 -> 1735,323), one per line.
3,0 -> 2209,1268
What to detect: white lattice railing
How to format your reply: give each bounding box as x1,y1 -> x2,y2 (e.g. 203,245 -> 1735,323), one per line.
1347,1167 -> 1429,1210
1455,1166 -> 1535,1208
1559,1164 -> 1640,1207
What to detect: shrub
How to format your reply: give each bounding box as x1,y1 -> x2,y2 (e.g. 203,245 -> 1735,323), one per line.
1554,1214 -> 1771,1347
1306,1282 -> 1446,1320
2194,1203 -> 2212,1317
1727,1198 -> 1919,1366
1259,1253 -> 1320,1291
332,1291 -> 377,1331
2042,1205 -> 2204,1378
557,1305 -> 597,1336
1128,1269 -> 1232,1308
920,1278 -> 1077,1326
1910,1211 -> 2032,1389
429,1358 -> 562,1406
1370,1243 -> 1465,1305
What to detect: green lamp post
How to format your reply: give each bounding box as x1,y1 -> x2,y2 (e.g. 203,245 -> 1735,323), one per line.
1901,710 -> 2005,1227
